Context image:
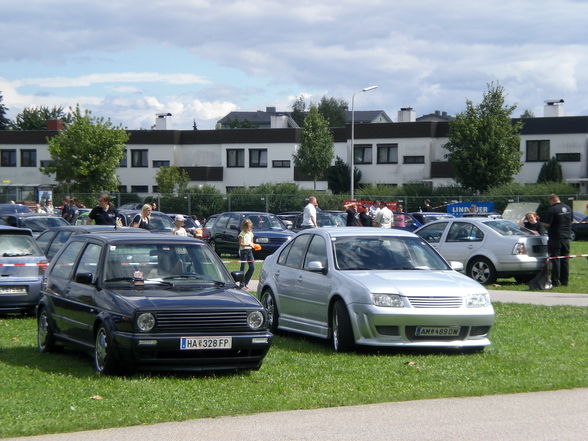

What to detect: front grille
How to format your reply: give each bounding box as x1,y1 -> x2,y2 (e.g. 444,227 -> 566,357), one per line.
407,296 -> 463,308
155,310 -> 251,332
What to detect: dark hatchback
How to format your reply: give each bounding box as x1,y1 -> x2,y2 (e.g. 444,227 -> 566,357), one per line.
37,233 -> 272,374
0,213 -> 70,237
206,211 -> 294,257
36,225 -> 148,260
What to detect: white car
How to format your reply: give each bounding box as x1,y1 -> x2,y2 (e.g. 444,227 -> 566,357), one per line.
257,227 -> 494,352
414,218 -> 548,285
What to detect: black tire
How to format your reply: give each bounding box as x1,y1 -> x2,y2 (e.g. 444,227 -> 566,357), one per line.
260,289 -> 278,333
37,308 -> 58,353
94,325 -> 121,375
467,257 -> 497,285
209,240 -> 220,255
331,300 -> 354,352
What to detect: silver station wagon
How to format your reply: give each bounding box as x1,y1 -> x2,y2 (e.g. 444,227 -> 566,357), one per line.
257,227 -> 494,352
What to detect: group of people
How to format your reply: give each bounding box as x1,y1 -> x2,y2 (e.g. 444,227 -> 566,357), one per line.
343,200 -> 395,228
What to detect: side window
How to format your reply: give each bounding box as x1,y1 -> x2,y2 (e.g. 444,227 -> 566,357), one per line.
48,231 -> 73,259
50,241 -> 85,280
36,231 -> 54,253
215,214 -> 231,229
75,244 -> 103,283
284,235 -> 311,269
303,235 -> 327,270
415,222 -> 449,244
277,240 -> 294,265
447,223 -> 483,242
227,214 -> 241,230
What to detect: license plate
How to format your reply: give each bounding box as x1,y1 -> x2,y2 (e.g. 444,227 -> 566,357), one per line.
180,336 -> 232,350
415,326 -> 460,336
0,287 -> 27,295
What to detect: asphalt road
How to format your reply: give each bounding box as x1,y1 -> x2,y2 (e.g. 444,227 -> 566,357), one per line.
6,286 -> 586,441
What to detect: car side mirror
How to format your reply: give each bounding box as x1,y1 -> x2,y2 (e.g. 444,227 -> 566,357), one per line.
449,261 -> 464,272
75,272 -> 95,285
307,261 -> 328,275
231,271 -> 244,283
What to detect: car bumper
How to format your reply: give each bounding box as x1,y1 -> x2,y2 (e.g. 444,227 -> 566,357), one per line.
347,303 -> 494,348
111,330 -> 273,371
495,256 -> 546,275
0,279 -> 42,312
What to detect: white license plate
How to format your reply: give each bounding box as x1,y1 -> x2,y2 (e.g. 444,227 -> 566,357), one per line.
415,326 -> 460,336
0,287 -> 27,295
180,336 -> 232,350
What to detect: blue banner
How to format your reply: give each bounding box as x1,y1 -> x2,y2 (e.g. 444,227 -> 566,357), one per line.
448,202 -> 495,217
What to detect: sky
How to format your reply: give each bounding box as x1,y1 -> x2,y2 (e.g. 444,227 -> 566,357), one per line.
1,0 -> 588,130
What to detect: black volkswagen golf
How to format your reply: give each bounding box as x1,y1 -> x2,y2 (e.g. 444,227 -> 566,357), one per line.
37,233 -> 272,374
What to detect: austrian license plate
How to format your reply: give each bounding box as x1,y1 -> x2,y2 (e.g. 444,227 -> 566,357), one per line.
0,287 -> 27,295
180,336 -> 232,350
415,326 -> 460,337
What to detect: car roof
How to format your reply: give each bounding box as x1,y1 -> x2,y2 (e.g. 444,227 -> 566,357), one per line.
218,211 -> 274,215
304,226 -> 417,238
70,232 -> 202,244
0,212 -> 61,218
410,212 -> 453,216
0,225 -> 33,236
40,225 -> 146,233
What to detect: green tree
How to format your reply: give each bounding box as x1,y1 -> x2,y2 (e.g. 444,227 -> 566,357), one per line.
42,106 -> 129,193
225,119 -> 258,128
291,95 -> 307,127
0,92 -> 10,130
155,165 -> 190,194
326,156 -> 361,194
317,96 -> 348,127
520,109 -> 535,118
293,106 -> 334,190
537,157 -> 563,183
12,106 -> 74,130
444,82 -> 522,193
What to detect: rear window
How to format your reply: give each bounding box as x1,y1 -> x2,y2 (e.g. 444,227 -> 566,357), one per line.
483,220 -> 531,236
21,216 -> 69,232
0,235 -> 44,257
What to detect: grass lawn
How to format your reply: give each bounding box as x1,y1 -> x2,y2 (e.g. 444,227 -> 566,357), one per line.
1,303 -> 587,437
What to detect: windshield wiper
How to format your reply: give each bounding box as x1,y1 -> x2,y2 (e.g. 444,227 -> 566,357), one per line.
3,252 -> 33,257
162,274 -> 205,280
104,277 -> 134,283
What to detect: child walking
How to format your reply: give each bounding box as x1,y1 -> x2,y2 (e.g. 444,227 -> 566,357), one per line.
238,218 -> 255,290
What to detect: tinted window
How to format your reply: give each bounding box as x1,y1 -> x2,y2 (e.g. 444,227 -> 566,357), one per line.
284,235 -> 311,268
227,214 -> 241,230
20,216 -> 69,232
36,231 -> 55,253
76,243 -> 102,283
277,240 -> 294,265
215,214 -> 231,229
303,235 -> 327,270
416,222 -> 449,243
50,241 -> 84,279
47,231 -> 73,259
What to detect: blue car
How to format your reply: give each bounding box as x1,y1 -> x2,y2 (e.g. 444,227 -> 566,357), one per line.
206,211 -> 294,257
390,212 -> 423,232
0,226 -> 48,313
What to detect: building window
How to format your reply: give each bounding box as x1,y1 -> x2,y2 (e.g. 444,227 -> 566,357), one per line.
131,149 -> 148,167
21,149 -> 37,167
131,185 -> 148,193
556,153 -> 581,162
353,144 -> 372,164
377,144 -> 398,164
119,150 -> 127,168
403,156 -> 425,164
272,160 -> 291,168
152,160 -> 170,168
249,149 -> 268,167
117,185 -> 127,193
152,185 -> 159,193
1,149 -> 17,167
227,149 -> 244,167
526,140 -> 550,162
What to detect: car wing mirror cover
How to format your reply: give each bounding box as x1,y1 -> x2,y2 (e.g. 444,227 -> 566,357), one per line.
449,261 -> 464,272
75,272 -> 95,285
308,261 -> 328,274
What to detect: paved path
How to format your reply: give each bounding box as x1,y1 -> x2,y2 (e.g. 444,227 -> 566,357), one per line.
7,389 -> 588,441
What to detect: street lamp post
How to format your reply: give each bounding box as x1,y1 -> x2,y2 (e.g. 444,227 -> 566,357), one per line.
350,85 -> 378,200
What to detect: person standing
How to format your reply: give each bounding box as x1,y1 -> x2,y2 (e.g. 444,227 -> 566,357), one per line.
374,201 -> 393,228
131,204 -> 153,230
543,194 -> 572,287
172,215 -> 188,236
422,199 -> 433,212
521,211 -> 546,236
359,204 -> 373,226
301,196 -> 318,229
343,202 -> 360,226
88,193 -> 119,225
238,218 -> 255,290
61,196 -> 73,223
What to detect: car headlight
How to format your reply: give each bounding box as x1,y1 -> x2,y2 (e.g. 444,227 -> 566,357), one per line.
466,293 -> 491,308
372,293 -> 404,308
136,313 -> 156,332
247,310 -> 265,329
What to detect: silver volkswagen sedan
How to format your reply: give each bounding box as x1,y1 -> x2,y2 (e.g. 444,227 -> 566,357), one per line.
257,227 -> 494,352
414,218 -> 548,285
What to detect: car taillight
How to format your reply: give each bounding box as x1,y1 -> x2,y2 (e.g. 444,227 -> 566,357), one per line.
38,261 -> 49,273
513,243 -> 527,255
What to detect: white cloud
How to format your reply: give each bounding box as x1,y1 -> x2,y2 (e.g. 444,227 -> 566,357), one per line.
13,73 -> 209,88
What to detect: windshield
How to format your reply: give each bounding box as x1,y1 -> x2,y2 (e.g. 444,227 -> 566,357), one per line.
0,235 -> 44,257
317,212 -> 346,227
483,220 -> 532,236
149,214 -> 175,231
247,214 -> 286,230
333,236 -> 450,271
104,243 -> 233,287
21,216 -> 69,232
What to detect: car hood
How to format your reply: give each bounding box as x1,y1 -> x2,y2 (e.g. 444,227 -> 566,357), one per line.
340,270 -> 486,297
110,285 -> 262,310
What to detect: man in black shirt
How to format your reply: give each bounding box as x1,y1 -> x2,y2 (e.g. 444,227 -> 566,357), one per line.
543,194 -> 572,286
61,196 -> 73,223
88,193 -> 119,226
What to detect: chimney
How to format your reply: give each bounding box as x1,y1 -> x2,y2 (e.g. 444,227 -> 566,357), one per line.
397,107 -> 416,122
155,113 -> 172,130
544,99 -> 564,117
47,119 -> 64,130
270,115 -> 289,128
